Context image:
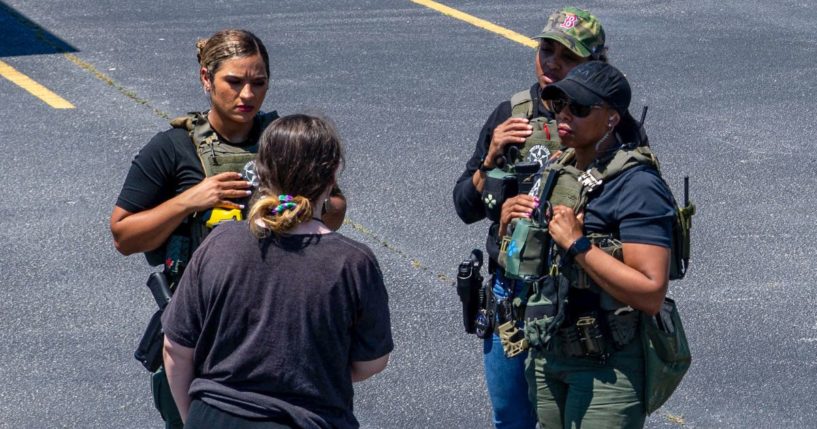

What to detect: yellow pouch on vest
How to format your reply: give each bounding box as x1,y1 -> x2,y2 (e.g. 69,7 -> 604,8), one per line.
204,208 -> 243,229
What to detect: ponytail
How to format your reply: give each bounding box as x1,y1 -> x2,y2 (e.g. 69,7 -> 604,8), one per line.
249,194 -> 313,237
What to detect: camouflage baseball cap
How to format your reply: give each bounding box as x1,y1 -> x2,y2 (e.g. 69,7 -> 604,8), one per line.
533,7 -> 605,58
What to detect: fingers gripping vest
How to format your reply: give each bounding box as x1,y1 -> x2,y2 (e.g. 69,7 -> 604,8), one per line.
481,91 -> 561,222
162,111 -> 279,281
509,90 -> 562,166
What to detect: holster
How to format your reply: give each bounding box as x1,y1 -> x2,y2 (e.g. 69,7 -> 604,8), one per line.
134,310 -> 164,372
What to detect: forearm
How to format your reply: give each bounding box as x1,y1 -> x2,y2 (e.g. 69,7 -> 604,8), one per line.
163,337 -> 195,423
573,246 -> 667,315
111,197 -> 193,255
453,176 -> 487,224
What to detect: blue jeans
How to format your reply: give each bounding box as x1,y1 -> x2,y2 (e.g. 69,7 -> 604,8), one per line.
482,271 -> 537,429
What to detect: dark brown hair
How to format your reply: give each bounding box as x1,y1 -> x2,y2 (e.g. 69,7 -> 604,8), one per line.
248,114 -> 345,236
196,29 -> 270,80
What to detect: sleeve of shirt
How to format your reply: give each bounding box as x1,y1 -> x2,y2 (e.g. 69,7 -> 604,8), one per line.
615,168 -> 676,248
161,243 -> 207,349
115,131 -> 178,213
452,102 -> 512,224
349,256 -> 394,362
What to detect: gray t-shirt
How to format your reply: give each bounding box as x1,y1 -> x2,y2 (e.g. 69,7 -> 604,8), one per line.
162,221 -> 393,429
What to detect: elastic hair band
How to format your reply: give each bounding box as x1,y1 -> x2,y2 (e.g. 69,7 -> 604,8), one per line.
271,194 -> 297,215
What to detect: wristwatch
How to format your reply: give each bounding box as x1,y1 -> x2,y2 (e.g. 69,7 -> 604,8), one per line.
567,236 -> 592,258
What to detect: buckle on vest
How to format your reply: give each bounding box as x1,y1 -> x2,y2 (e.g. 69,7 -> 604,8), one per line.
578,171 -> 603,193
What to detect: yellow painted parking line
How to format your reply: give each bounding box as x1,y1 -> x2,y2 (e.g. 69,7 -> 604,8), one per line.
411,0 -> 537,48
0,59 -> 75,109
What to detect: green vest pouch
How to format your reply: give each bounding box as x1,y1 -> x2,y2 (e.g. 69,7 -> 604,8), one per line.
514,117 -> 561,167
502,218 -> 550,280
523,274 -> 569,350
641,297 -> 691,414
669,201 -> 695,280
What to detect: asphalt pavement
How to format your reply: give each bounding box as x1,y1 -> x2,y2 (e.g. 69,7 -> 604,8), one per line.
1,1 -> 816,428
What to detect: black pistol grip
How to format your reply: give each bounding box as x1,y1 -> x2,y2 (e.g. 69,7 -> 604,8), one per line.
146,272 -> 172,310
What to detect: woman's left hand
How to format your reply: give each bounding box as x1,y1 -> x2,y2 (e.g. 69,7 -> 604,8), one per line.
548,205 -> 585,249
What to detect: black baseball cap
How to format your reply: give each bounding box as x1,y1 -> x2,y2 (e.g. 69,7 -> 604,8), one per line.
540,61 -> 631,114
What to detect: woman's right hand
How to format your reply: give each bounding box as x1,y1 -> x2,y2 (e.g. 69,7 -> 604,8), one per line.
498,194 -> 539,236
112,172 -> 250,255
178,172 -> 252,213
484,118 -> 533,169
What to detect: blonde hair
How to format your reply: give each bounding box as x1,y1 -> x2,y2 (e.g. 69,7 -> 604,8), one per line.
248,114 -> 344,237
196,29 -> 269,80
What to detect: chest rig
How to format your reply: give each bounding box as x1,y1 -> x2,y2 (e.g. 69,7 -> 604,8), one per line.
170,111 -> 280,176
161,111 -> 279,284
494,145 -> 695,358
481,90 -> 562,223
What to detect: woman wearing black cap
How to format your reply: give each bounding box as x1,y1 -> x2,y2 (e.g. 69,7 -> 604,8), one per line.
499,61 -> 675,427
452,7 -> 610,428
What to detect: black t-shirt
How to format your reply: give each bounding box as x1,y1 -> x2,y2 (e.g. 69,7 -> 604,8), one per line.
161,222 -> 394,429
115,112 -> 269,264
115,127 -> 205,214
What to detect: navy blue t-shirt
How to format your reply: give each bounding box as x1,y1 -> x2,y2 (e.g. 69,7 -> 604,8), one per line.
583,164 -> 675,247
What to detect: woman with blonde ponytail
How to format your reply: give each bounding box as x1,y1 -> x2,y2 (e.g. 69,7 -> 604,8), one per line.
162,114 -> 393,429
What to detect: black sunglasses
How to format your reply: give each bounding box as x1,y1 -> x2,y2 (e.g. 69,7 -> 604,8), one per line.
550,98 -> 602,118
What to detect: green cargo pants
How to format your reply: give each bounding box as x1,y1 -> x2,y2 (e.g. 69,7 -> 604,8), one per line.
151,367 -> 183,429
525,337 -> 646,429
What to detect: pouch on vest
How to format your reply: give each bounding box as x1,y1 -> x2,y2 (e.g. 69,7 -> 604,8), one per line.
514,117 -> 561,166
641,297 -> 691,413
669,177 -> 695,280
482,168 -> 517,222
523,274 -> 570,350
502,218 -> 550,280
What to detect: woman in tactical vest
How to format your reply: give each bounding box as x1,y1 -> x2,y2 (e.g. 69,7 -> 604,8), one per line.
110,29 -> 346,429
161,113 -> 393,429
499,62 -> 674,428
452,8 -> 607,428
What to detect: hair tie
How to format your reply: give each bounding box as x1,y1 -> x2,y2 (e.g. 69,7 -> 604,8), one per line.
270,195 -> 296,215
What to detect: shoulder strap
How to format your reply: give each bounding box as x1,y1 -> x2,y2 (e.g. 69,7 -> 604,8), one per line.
583,146 -> 659,192
510,90 -> 533,119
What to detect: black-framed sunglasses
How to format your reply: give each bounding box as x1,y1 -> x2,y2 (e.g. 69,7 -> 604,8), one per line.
551,98 -> 602,118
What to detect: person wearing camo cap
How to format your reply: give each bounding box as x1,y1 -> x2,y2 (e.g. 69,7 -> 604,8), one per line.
452,7 -> 612,429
